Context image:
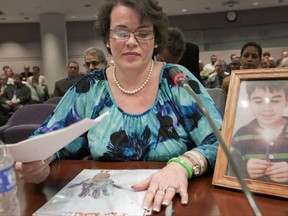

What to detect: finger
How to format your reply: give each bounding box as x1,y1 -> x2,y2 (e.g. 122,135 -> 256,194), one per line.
142,182 -> 158,211
162,186 -> 177,206
132,176 -> 151,191
15,160 -> 44,174
44,156 -> 53,164
26,165 -> 50,184
178,187 -> 188,205
152,187 -> 166,212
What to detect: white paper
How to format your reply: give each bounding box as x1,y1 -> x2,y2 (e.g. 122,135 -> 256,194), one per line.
6,112 -> 109,163
33,169 -> 157,216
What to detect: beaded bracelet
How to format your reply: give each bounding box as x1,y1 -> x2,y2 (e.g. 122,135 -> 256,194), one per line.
167,157 -> 193,179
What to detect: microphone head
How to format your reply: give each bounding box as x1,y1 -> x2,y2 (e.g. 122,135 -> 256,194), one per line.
169,67 -> 187,86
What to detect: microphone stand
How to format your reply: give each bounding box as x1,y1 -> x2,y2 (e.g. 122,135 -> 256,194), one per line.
177,77 -> 262,216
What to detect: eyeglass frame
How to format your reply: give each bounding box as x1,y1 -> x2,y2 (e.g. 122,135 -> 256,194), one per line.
83,61 -> 103,68
109,29 -> 155,41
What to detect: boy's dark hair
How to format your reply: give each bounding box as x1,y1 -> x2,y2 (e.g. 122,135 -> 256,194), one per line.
246,80 -> 288,100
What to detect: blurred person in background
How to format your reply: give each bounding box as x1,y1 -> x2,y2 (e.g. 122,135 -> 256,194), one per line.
156,27 -> 201,82
52,61 -> 80,97
221,41 -> 262,97
27,66 -> 49,100
82,47 -> 108,74
20,64 -> 33,82
0,74 -> 31,114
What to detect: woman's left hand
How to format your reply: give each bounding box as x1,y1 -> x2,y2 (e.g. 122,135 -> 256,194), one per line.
132,162 -> 189,212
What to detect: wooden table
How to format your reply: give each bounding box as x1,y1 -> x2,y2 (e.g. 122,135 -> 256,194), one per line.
17,160 -> 287,216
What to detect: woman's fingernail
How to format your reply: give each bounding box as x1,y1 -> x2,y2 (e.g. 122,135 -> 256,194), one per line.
162,201 -> 168,206
153,207 -> 160,212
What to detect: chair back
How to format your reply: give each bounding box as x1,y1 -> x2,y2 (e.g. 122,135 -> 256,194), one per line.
206,88 -> 226,115
0,104 -> 56,144
6,104 -> 56,125
44,97 -> 62,105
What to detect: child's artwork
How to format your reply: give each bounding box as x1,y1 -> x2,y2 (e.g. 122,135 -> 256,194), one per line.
33,169 -> 158,216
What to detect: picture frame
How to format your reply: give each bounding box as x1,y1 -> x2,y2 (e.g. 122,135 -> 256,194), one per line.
212,68 -> 288,198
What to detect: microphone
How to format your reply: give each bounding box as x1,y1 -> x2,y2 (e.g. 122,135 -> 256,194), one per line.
168,66 -> 262,216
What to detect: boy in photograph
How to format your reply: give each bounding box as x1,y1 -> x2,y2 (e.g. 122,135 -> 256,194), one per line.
230,80 -> 288,184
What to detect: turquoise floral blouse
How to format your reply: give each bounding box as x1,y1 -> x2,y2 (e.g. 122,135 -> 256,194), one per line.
32,63 -> 223,168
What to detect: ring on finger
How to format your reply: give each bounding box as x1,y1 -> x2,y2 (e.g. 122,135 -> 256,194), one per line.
158,186 -> 167,194
167,186 -> 178,193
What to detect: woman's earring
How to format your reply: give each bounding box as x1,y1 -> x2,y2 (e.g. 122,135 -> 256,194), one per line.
106,44 -> 110,48
154,44 -> 158,48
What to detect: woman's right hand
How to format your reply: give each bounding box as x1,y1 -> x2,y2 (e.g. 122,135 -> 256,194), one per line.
15,156 -> 52,184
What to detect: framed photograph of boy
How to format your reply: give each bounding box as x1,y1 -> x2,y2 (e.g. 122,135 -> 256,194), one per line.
212,68 -> 288,198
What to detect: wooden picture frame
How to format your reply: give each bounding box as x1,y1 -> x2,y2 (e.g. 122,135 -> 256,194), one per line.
212,68 -> 288,198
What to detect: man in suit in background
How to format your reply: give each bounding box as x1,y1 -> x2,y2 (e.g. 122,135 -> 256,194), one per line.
0,74 -> 31,113
52,61 -> 80,97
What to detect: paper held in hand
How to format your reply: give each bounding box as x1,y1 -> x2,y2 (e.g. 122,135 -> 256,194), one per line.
6,111 -> 109,163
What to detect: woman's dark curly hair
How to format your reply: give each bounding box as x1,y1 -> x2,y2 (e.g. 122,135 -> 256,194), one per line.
94,0 -> 169,55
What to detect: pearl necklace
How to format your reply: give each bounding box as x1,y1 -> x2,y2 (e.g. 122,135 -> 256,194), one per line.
113,61 -> 154,95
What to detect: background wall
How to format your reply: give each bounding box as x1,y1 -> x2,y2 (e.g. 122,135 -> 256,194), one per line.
0,6 -> 288,93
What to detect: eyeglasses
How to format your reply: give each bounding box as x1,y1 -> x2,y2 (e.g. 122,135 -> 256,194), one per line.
110,29 -> 154,41
68,66 -> 78,70
83,61 -> 102,67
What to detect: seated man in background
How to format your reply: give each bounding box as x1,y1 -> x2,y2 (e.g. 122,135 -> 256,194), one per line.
203,54 -> 217,75
52,61 -> 80,97
26,76 -> 45,103
19,64 -> 33,82
82,47 -> 108,74
206,59 -> 229,88
0,74 -> 9,96
27,66 -> 49,101
221,57 -> 241,96
0,74 -> 31,114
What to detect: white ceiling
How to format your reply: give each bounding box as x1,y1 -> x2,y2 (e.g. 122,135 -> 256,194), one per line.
0,0 -> 287,23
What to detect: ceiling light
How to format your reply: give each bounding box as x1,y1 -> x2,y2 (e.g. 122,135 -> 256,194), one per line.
253,2 -> 259,6
182,9 -> 187,12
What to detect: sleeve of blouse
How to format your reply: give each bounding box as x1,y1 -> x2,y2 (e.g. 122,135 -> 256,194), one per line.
172,64 -> 223,169
31,85 -> 89,160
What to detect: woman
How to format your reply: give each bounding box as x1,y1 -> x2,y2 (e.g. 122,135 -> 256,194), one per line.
222,41 -> 262,96
15,0 -> 222,212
